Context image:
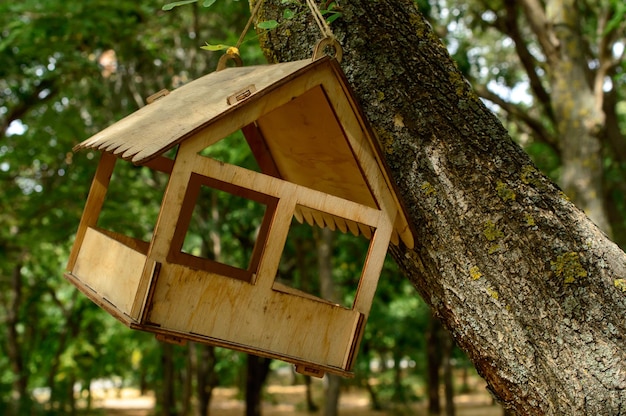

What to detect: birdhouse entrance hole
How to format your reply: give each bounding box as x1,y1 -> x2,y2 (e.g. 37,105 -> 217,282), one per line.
66,57 -> 415,378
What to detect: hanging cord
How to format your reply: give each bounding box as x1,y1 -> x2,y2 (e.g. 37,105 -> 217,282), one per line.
217,0 -> 341,70
305,0 -> 333,39
217,0 -> 265,70
306,0 -> 343,62
237,0 -> 266,50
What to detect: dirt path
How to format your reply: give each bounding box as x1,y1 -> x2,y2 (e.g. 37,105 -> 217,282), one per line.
99,385 -> 503,416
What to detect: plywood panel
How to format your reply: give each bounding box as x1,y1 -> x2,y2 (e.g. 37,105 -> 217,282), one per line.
190,154 -> 383,229
257,85 -> 378,209
66,152 -> 116,270
75,59 -> 328,165
147,262 -> 361,369
72,227 -> 146,315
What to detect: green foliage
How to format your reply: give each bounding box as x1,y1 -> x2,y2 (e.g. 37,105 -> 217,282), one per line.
201,43 -> 232,51
356,256 -> 431,403
321,1 -> 343,24
0,0 -> 478,412
0,0 -> 262,412
162,0 -> 220,10
168,0 -> 342,54
257,19 -> 280,29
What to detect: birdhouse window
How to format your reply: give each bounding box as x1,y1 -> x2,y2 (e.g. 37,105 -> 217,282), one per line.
275,204 -> 372,309
168,172 -> 277,284
95,158 -> 169,247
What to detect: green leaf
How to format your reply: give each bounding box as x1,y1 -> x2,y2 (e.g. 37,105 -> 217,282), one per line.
604,1 -> 626,34
325,12 -> 342,24
202,0 -> 216,7
200,43 -> 231,51
162,0 -> 198,11
257,20 -> 279,30
283,9 -> 295,20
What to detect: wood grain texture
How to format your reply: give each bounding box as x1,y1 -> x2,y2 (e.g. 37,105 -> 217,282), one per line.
74,57 -> 413,247
72,227 -> 145,315
74,60 -> 314,163
67,54 -> 421,377
66,152 -> 116,270
146,261 -> 362,370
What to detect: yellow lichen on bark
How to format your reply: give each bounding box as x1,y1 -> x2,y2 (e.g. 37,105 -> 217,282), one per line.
469,265 -> 482,280
483,220 -> 504,241
421,181 -> 437,196
487,287 -> 499,300
551,252 -> 587,284
496,181 -> 516,202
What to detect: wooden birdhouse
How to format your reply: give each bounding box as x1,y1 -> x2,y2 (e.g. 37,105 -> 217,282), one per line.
65,56 -> 414,378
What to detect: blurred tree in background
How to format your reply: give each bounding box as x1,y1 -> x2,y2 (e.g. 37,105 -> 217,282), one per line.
426,0 -> 626,245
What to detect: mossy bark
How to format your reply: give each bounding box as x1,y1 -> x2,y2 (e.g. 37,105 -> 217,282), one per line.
256,0 -> 626,414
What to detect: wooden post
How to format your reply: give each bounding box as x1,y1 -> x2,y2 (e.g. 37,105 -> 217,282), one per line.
66,152 -> 116,270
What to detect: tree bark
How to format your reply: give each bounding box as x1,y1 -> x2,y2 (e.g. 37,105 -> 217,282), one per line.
5,263 -> 30,415
196,344 -> 218,416
304,375 -> 319,412
442,330 -> 455,416
160,342 -> 177,416
256,0 -> 626,414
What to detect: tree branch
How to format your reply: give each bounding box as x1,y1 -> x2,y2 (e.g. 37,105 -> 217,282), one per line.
517,0 -> 560,64
473,83 -> 559,154
0,79 -> 58,141
499,0 -> 555,123
594,4 -> 626,118
602,83 -> 626,165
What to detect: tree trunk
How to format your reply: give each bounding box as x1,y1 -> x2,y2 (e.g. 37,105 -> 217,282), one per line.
324,375 -> 341,416
442,330 -> 455,416
257,0 -> 626,414
392,350 -> 406,403
304,375 -> 319,412
540,0 -> 610,235
426,312 -> 442,415
5,263 -> 30,416
363,367 -> 382,411
181,345 -> 193,416
316,228 -> 341,416
245,354 -> 271,416
196,344 -> 218,416
160,342 -> 177,416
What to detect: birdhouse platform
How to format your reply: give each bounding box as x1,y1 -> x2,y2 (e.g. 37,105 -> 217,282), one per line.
65,56 -> 414,378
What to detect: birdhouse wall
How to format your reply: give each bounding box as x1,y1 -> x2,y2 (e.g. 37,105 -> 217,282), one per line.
144,260 -> 364,370
65,151 -> 168,323
72,227 -> 147,317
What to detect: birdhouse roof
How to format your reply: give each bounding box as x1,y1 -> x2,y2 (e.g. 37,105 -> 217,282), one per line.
75,59 -> 317,163
74,57 -> 414,248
